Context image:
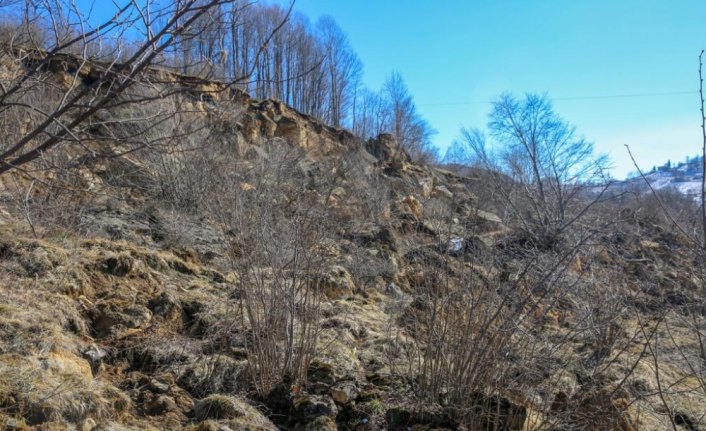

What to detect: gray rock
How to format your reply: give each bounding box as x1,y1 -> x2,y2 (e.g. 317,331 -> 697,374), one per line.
82,346 -> 108,376
149,379 -> 170,394
385,282 -> 405,299
434,185 -> 454,199
330,381 -> 358,405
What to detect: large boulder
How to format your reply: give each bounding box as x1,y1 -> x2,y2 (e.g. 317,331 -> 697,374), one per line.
238,99 -> 357,157
365,133 -> 409,165
330,381 -> 358,405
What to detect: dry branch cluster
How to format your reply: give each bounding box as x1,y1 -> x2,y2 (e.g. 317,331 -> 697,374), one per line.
0,2 -> 704,431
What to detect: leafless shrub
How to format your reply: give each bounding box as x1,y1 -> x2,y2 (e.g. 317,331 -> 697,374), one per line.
204,142 -> 334,396
458,94 -> 610,247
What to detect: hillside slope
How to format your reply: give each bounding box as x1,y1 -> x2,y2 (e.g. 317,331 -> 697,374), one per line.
1,57 -> 705,431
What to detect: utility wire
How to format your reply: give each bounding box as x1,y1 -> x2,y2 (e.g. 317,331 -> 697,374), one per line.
419,90 -> 698,106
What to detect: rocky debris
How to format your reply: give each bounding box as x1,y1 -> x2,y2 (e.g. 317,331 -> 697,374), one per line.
419,177 -> 434,198
146,395 -> 179,416
366,371 -> 398,389
365,133 -> 409,166
148,379 -> 170,394
317,265 -> 355,300
346,223 -> 397,252
398,195 -> 423,220
2,52 -> 706,431
434,185 -> 454,199
292,395 -> 338,424
330,381 -> 358,405
307,360 -> 337,387
238,98 -> 358,158
449,237 -> 464,255
469,209 -> 503,233
385,282 -> 406,299
447,235 -> 489,259
82,345 -> 108,376
126,372 -> 192,423
89,301 -> 152,338
176,355 -> 249,397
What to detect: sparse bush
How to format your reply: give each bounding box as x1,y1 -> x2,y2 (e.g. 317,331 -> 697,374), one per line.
199,142 -> 335,395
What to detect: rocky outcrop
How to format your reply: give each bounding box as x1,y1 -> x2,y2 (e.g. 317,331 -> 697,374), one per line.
237,98 -> 362,157
365,133 -> 409,164
2,47 -> 704,431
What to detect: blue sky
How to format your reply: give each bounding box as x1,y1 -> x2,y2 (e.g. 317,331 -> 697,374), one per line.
292,0 -> 706,178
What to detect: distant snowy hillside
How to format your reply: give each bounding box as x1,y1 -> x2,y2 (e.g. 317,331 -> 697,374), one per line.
621,156 -> 704,198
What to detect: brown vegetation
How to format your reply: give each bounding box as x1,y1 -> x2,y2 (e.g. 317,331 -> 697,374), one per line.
0,3 -> 705,431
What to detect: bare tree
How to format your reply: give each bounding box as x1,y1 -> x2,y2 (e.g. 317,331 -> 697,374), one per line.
461,93 -> 609,242
352,87 -> 389,139
699,50 -> 706,246
203,143 -> 332,396
381,71 -> 436,162
316,15 -> 362,128
0,0 -> 298,177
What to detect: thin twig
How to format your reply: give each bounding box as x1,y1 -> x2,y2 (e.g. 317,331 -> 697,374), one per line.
699,49 -> 706,250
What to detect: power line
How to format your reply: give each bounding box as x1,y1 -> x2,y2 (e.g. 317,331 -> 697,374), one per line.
419,90 -> 698,107
554,90 -> 697,101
